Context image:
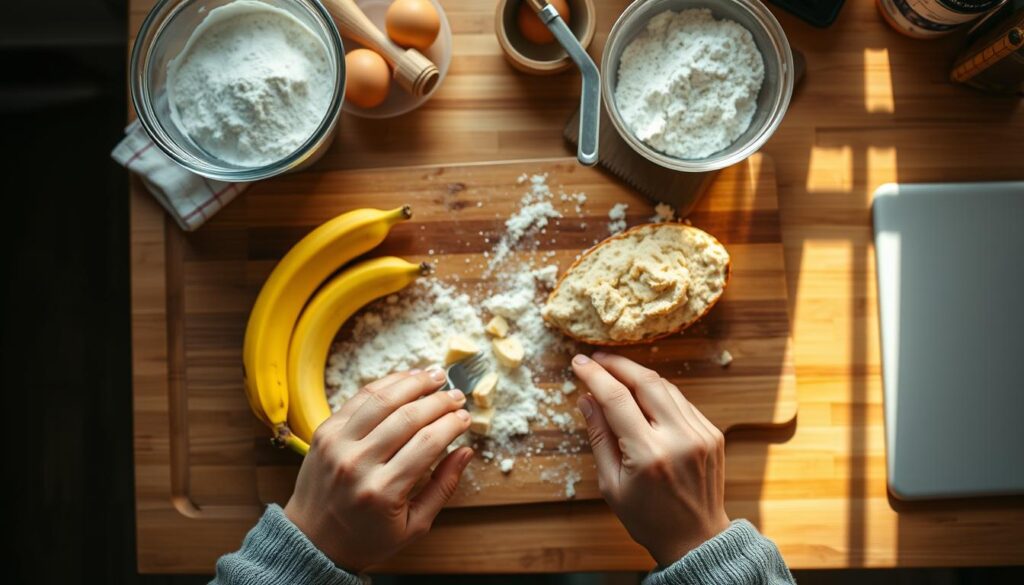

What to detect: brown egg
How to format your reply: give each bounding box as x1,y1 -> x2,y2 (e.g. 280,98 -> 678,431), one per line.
344,49 -> 391,109
517,0 -> 570,45
386,0 -> 441,51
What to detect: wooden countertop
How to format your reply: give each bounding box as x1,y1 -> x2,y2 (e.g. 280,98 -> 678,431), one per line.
128,0 -> 1024,573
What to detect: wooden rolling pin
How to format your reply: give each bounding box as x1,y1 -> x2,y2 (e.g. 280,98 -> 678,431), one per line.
323,0 -> 440,96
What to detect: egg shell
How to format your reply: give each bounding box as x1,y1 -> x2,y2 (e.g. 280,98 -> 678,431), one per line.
517,0 -> 570,45
344,49 -> 391,109
386,0 -> 441,51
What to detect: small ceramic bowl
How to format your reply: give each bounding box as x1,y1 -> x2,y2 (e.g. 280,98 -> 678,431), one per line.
495,0 -> 596,75
343,0 -> 452,119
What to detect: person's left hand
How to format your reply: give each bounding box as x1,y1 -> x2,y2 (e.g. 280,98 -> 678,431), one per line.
284,368 -> 474,572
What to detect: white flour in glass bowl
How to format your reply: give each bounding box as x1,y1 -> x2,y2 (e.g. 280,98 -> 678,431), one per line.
166,0 -> 334,167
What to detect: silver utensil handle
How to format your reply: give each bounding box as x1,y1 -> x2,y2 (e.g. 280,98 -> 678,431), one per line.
538,4 -> 600,166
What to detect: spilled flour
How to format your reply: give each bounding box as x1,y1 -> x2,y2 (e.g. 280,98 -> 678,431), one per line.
325,172 -> 616,497
326,274 -> 557,446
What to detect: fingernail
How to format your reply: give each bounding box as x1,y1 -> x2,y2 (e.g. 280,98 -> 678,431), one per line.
447,389 -> 465,401
409,368 -> 422,375
592,351 -> 608,360
577,396 -> 594,419
428,367 -> 446,382
573,354 -> 590,365
455,409 -> 471,421
460,448 -> 475,466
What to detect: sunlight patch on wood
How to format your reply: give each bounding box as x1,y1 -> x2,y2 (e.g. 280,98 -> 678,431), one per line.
806,146 -> 853,193
867,146 -> 898,201
864,48 -> 895,114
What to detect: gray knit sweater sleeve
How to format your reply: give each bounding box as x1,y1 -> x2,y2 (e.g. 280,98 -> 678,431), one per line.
643,520 -> 795,585
210,504 -> 367,585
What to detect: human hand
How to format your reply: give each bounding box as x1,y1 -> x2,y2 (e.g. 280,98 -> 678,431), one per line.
572,352 -> 730,566
284,368 -> 474,572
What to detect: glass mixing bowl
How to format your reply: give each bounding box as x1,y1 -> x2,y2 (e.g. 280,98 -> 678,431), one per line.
602,0 -> 794,173
130,0 -> 345,182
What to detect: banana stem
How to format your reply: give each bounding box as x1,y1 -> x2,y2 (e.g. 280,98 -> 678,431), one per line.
271,425 -> 310,456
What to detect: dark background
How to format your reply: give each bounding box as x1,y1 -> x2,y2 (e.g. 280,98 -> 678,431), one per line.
1,0 -> 1020,582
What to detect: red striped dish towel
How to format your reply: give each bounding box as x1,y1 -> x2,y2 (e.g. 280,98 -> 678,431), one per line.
111,120 -> 249,231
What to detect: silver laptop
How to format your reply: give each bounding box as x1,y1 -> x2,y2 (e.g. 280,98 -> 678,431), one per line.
872,182 -> 1024,500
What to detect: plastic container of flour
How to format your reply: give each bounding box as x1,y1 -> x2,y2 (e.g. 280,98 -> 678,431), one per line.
131,0 -> 346,182
602,0 -> 794,173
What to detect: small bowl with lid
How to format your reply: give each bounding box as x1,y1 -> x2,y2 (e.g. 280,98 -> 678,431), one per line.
602,0 -> 794,172
130,0 -> 345,182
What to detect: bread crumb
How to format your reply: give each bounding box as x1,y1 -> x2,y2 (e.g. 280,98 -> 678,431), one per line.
717,349 -> 733,368
650,202 -> 675,223
608,203 -> 629,234
499,458 -> 515,474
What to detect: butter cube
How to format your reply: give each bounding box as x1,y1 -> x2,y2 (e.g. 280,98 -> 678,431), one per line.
469,407 -> 495,436
485,315 -> 509,338
472,372 -> 498,408
445,334 -> 479,365
492,336 -> 524,369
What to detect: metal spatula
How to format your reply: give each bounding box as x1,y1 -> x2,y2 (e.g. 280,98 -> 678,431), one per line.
527,0 -> 600,166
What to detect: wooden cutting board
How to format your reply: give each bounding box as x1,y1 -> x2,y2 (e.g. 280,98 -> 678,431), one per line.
141,154 -> 795,512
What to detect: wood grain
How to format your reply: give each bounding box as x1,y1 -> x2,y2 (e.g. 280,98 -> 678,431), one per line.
147,155 -> 794,514
128,0 -> 1024,574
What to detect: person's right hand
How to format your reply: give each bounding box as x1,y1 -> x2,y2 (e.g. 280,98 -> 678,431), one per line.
284,368 -> 474,573
572,352 -> 730,566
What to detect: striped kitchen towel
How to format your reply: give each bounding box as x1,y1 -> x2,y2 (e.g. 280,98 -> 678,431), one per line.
111,120 -> 248,231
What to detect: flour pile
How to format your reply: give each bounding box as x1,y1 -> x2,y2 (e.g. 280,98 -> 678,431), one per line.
326,272 -> 560,446
325,174 -> 582,457
614,8 -> 764,159
167,1 -> 334,166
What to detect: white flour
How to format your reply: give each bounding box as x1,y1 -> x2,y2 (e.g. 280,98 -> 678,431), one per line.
325,271 -> 560,447
488,174 -> 563,271
614,9 -> 764,159
323,173 -> 626,496
167,1 -> 334,166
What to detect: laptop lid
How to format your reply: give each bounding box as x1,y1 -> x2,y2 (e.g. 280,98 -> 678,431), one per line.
872,182 -> 1024,500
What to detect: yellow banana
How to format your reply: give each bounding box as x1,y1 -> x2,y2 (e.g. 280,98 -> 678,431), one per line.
242,206 -> 412,446
287,256 -> 428,446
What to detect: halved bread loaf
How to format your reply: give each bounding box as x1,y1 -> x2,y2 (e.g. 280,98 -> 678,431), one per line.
542,223 -> 730,345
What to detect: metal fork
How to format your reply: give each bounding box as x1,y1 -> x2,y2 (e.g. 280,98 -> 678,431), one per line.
441,352 -> 489,397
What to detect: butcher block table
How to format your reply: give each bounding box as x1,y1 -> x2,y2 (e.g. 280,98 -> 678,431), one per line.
128,0 -> 1024,574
